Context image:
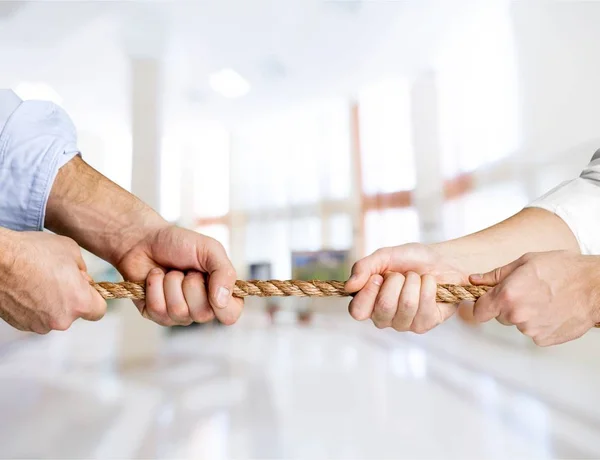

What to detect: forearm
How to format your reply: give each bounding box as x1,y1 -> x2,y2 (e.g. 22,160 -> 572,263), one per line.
45,156 -> 168,266
432,207 -> 580,274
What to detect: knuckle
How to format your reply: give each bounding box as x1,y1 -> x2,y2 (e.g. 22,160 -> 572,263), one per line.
373,247 -> 387,256
375,298 -> 397,316
412,323 -> 431,335
166,271 -> 185,282
71,292 -> 90,316
32,323 -> 51,335
62,236 -> 80,253
517,324 -> 535,337
533,336 -> 551,347
91,307 -> 107,321
367,277 -> 382,292
383,272 -> 404,284
146,305 -> 168,324
49,316 -> 72,331
152,314 -> 175,327
351,260 -> 366,275
392,322 -> 409,332
183,273 -> 205,289
372,319 -> 388,330
492,267 -> 503,284
506,309 -> 525,324
349,302 -> 370,321
498,287 -> 517,306
405,271 -> 419,282
169,303 -> 189,321
399,298 -> 418,313
192,310 -> 215,323
220,315 -> 237,326
206,236 -> 224,254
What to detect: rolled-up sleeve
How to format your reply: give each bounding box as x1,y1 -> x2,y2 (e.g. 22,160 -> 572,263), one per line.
0,90 -> 79,231
527,149 -> 600,255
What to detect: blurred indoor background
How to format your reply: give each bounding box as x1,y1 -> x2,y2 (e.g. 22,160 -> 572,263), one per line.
2,0 -> 600,458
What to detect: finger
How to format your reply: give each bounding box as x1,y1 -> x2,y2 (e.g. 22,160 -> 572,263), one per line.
411,274 -> 444,334
472,288 -> 502,323
182,272 -> 214,323
469,258 -> 524,287
393,271 -> 421,331
199,239 -> 237,312
495,314 -> 513,326
348,274 -> 383,321
345,248 -> 391,293
372,272 -> 404,328
165,271 -> 193,325
144,268 -> 176,326
213,296 -> 244,326
78,272 -> 107,322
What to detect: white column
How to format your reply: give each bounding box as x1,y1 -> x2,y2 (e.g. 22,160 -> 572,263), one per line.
228,134 -> 247,278
410,70 -> 444,244
511,1 -> 600,198
114,14 -> 168,370
131,58 -> 162,209
179,142 -> 196,229
349,101 -> 365,260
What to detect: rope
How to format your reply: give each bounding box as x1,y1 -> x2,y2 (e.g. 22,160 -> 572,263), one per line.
92,280 -> 492,303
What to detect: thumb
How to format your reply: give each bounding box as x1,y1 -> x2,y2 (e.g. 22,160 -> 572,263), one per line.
345,248 -> 392,293
469,258 -> 523,287
201,239 -> 236,310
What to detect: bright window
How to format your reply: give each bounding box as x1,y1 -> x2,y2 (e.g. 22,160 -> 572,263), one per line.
365,208 -> 420,256
359,78 -> 415,194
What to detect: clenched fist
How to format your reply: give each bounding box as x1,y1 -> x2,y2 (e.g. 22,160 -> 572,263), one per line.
345,243 -> 469,333
0,229 -> 106,333
470,251 -> 600,346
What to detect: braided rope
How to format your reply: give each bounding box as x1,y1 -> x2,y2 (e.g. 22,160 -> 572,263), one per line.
92,280 -> 492,303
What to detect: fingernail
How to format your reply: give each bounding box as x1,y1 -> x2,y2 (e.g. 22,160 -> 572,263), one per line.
216,287 -> 231,309
150,268 -> 163,276
470,274 -> 482,281
372,276 -> 383,286
347,274 -> 358,283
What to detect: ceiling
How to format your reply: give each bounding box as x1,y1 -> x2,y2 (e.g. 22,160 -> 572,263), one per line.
0,0 -> 492,130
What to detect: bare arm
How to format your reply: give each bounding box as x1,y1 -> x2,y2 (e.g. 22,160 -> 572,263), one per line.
432,207 -> 580,275
45,156 -> 166,267
345,207 -> 581,333
45,156 -> 243,326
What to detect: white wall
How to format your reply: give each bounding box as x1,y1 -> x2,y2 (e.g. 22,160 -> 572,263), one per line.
512,1 -> 600,192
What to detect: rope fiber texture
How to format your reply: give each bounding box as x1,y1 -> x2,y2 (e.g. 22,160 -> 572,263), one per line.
92,280 -> 492,303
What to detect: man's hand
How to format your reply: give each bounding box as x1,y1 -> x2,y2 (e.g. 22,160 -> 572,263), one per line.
116,225 -> 243,327
470,251 -> 600,346
0,229 -> 106,333
345,243 -> 469,333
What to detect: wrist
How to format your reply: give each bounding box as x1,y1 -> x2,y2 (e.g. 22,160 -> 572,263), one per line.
46,156 -> 169,267
587,256 -> 600,325
429,241 -> 472,276
108,211 -> 168,267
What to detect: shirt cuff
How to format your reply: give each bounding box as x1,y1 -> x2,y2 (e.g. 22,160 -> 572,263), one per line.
0,100 -> 79,231
526,177 -> 600,255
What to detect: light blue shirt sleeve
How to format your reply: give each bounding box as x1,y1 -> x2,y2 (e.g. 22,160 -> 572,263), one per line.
0,89 -> 80,231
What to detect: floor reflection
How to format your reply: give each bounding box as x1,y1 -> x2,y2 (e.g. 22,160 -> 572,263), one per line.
0,308 -> 598,459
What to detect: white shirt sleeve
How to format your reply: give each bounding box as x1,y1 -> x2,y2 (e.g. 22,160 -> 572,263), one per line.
526,149 -> 600,255
0,89 -> 80,231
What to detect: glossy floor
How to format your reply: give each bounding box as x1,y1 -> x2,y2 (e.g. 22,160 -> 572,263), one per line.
1,302 -> 600,459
